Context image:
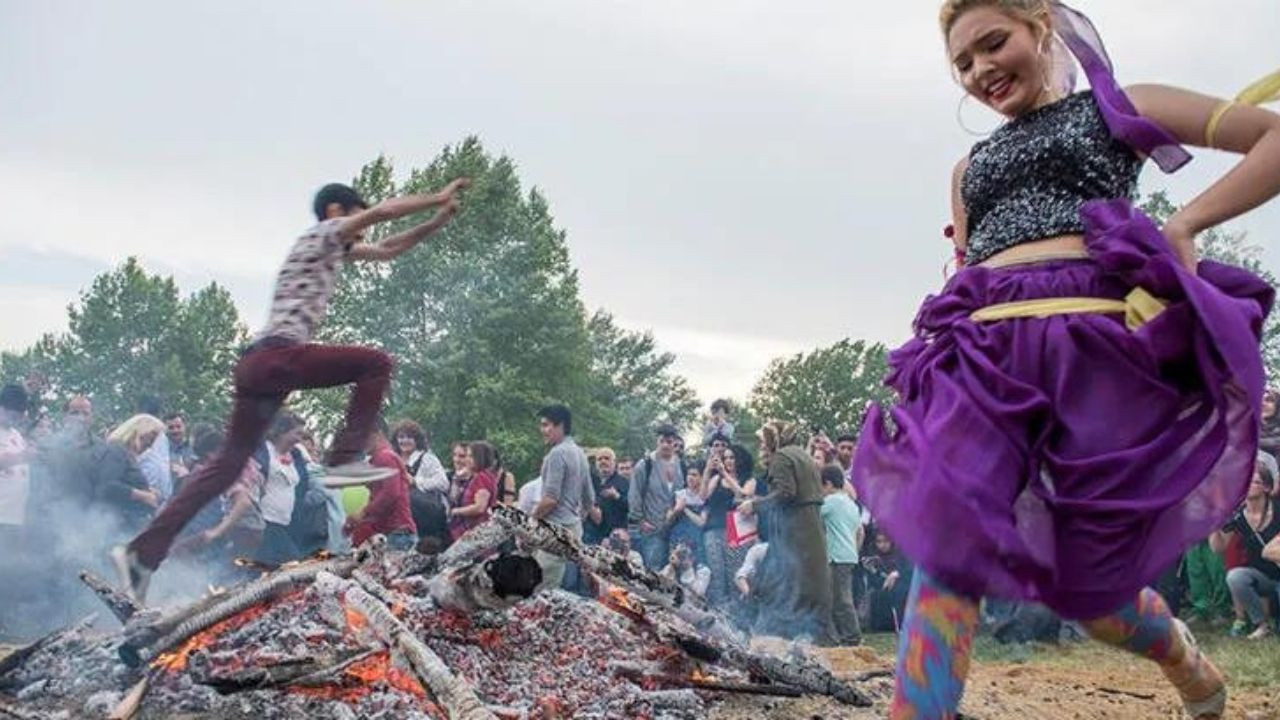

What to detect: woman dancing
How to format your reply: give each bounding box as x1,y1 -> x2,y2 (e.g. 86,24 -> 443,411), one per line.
853,1 -> 1277,717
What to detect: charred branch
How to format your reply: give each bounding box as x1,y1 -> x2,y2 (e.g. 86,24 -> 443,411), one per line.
120,557 -> 359,668
79,570 -> 142,624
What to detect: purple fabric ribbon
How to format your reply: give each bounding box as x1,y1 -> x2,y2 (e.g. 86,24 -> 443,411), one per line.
1051,1 -> 1192,173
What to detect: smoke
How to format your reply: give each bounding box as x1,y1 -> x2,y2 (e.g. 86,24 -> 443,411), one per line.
0,427 -> 220,641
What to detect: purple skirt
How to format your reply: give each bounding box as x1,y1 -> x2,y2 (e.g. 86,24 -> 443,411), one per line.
853,199 -> 1274,620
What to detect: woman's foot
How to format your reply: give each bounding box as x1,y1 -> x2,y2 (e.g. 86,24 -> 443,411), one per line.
1164,620 -> 1226,720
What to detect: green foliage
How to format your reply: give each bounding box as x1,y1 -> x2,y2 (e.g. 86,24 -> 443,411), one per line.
747,338 -> 892,439
1140,191 -> 1279,381
585,310 -> 701,460
0,257 -> 247,425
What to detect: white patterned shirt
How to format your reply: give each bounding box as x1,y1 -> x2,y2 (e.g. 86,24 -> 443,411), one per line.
256,218 -> 349,343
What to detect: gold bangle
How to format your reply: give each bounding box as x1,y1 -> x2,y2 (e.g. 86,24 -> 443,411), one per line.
1204,100 -> 1238,149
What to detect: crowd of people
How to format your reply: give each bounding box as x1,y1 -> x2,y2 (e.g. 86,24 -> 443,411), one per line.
0,378 -> 918,646
2,375 -> 1277,648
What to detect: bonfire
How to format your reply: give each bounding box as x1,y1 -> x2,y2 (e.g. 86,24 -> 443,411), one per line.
0,507 -> 876,719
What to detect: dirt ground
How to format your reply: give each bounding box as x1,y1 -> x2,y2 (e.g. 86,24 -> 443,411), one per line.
711,638 -> 1280,720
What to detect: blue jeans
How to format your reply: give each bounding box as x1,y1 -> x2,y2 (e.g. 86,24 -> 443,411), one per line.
637,531 -> 669,572
385,529 -> 416,552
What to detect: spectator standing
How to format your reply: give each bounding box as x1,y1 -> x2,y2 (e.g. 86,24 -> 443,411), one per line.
628,424 -> 684,571
820,465 -> 864,645
531,405 -> 593,590
166,412 -> 196,479
586,448 -> 629,544
93,415 -> 165,539
495,449 -> 519,508
740,422 -> 832,644
447,441 -> 499,542
1210,452 -> 1280,639
249,413 -> 308,567
347,419 -> 417,550
0,385 -> 32,597
393,420 -> 449,547
669,462 -> 707,563
702,444 -> 757,606
1261,389 -> 1279,496
136,398 -> 173,505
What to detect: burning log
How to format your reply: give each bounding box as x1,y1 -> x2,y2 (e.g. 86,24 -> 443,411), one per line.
319,571 -> 496,720
80,570 -> 143,624
120,556 -> 360,668
488,506 -> 741,640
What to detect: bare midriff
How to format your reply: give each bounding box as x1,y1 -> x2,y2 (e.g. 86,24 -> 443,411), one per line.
979,234 -> 1088,268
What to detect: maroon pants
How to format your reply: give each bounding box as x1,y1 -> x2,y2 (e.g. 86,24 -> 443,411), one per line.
129,342 -> 393,569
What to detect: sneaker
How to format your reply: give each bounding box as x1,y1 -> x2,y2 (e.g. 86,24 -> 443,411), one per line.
322,461 -> 395,487
110,545 -> 152,604
1228,619 -> 1255,637
1246,623 -> 1273,641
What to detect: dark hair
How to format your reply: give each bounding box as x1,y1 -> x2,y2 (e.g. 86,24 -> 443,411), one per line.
729,444 -> 755,479
835,433 -> 857,445
312,183 -> 368,221
710,399 -> 730,414
136,395 -> 163,417
391,420 -> 427,450
0,384 -> 29,413
820,464 -> 846,489
192,423 -> 223,459
537,404 -> 572,435
687,460 -> 706,476
485,554 -> 543,599
469,441 -> 497,472
267,411 -> 304,440
163,411 -> 185,423
708,432 -> 731,447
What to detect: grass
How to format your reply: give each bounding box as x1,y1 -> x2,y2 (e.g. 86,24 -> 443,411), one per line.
859,630 -> 1280,692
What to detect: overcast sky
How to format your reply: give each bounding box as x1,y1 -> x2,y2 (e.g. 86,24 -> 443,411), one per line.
2,0 -> 1277,405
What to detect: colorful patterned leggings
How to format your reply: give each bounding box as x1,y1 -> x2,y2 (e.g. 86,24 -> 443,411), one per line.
889,573 -> 1191,719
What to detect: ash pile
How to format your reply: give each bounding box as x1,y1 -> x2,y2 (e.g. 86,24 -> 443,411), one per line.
0,507 -> 878,719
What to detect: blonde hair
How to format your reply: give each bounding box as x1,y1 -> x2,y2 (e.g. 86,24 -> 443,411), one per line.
595,447 -> 616,462
939,0 -> 1050,37
108,414 -> 165,454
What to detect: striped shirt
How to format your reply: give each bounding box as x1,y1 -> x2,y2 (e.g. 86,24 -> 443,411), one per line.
256,218 -> 349,343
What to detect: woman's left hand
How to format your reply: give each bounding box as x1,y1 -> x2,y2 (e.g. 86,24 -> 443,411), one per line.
1162,214 -> 1199,273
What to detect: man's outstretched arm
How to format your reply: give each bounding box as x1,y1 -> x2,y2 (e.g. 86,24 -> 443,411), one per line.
347,198 -> 459,262
339,178 -> 470,238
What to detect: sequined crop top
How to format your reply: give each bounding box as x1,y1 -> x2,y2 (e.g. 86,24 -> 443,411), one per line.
962,91 -> 1143,266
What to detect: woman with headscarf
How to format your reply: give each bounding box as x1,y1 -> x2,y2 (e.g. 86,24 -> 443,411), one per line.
738,421 -> 833,644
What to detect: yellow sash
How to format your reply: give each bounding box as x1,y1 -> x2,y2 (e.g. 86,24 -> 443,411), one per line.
969,287 -> 1167,331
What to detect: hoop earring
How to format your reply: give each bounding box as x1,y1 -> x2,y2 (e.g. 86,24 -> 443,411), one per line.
956,94 -> 999,137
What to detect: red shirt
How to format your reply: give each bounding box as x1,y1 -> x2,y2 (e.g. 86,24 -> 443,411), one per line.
448,468 -> 498,540
350,440 -> 416,546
